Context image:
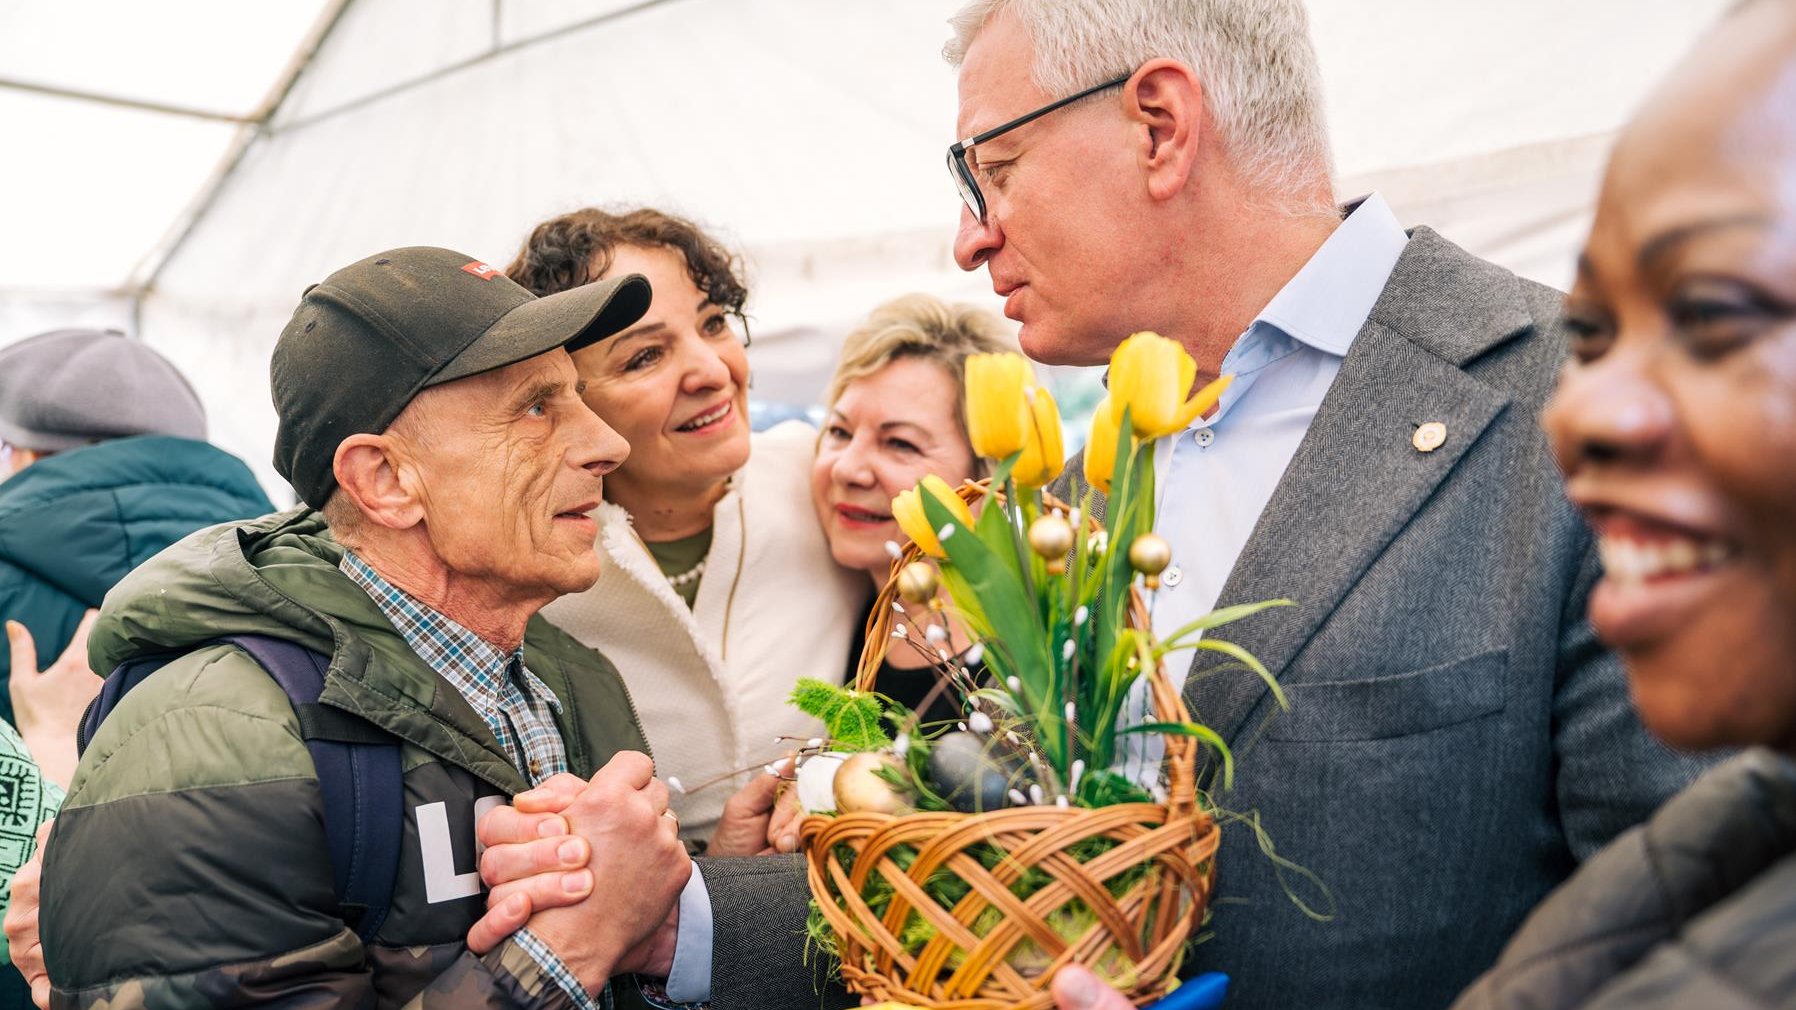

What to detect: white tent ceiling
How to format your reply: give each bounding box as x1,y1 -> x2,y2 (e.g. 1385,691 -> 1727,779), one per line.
1,0 -> 1734,500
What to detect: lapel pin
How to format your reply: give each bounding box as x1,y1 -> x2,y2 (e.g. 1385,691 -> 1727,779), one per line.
1412,421 -> 1447,453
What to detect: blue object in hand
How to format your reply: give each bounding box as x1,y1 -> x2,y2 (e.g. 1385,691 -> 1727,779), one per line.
1146,973 -> 1229,1010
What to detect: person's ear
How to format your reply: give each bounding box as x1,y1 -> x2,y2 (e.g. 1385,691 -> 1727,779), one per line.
333,433 -> 424,531
1127,60 -> 1204,202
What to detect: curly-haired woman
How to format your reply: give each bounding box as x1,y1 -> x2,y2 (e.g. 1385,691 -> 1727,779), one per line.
507,208 -> 867,843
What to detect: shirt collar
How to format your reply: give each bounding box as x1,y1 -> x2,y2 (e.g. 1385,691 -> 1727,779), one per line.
1251,191 -> 1410,358
338,549 -> 559,712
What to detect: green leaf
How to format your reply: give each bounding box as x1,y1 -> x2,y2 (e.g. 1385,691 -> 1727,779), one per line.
1093,408 -> 1146,679
972,475 -> 1025,589
1157,599 -> 1295,648
1117,720 -> 1236,790
790,677 -> 848,721
966,687 -> 1024,714
830,698 -> 893,751
1075,769 -> 1154,807
788,677 -> 892,751
1194,637 -> 1289,711
936,560 -> 992,637
920,484 -> 1055,740
919,485 -> 1048,679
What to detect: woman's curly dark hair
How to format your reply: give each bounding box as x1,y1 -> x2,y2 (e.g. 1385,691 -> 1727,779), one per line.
504,207 -> 750,325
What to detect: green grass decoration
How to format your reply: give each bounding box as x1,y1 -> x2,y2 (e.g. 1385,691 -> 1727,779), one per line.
791,677 -> 891,752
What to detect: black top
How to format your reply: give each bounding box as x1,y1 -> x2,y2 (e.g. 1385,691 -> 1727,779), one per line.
843,600 -> 985,727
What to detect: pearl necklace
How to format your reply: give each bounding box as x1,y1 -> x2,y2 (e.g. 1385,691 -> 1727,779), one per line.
666,558 -> 707,589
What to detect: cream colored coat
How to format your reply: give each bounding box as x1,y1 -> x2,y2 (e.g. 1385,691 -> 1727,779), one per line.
543,421 -> 868,839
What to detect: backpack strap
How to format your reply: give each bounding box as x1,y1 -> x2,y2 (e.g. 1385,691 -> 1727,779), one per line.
79,652 -> 179,755
220,634 -> 404,942
80,635 -> 404,942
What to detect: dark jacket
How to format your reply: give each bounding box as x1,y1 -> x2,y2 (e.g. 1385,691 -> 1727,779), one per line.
0,434 -> 272,723
41,508 -> 653,1008
1040,227 -> 1713,1010
1450,748 -> 1796,1010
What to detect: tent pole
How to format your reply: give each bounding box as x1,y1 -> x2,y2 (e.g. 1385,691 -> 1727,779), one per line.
0,78 -> 255,124
273,0 -> 689,136
123,0 -> 356,304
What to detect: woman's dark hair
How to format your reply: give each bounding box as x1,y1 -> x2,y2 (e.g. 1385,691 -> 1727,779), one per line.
504,207 -> 750,324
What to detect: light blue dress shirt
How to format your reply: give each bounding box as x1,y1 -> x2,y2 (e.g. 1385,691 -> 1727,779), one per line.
665,866 -> 712,1002
1118,192 -> 1410,788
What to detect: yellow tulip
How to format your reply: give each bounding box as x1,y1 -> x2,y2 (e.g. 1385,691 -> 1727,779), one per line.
1108,331 -> 1235,439
891,475 -> 975,558
1172,372 -> 1235,433
964,353 -> 1035,460
1012,385 -> 1065,488
1084,397 -> 1123,494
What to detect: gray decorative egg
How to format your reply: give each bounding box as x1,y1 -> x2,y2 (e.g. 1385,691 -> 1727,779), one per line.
926,731 -> 1021,813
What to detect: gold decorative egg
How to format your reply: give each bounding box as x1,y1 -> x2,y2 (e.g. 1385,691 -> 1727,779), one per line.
833,752 -> 913,815
1028,514 -> 1075,574
895,561 -> 940,605
1128,533 -> 1174,589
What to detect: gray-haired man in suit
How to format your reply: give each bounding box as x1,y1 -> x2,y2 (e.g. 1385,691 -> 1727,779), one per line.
468,2 -> 1708,1009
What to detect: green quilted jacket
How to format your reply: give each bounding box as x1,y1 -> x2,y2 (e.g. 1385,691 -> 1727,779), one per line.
41,508 -> 651,1009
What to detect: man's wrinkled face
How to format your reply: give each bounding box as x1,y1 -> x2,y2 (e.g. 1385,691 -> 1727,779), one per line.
952,8 -> 1141,365
396,349 -> 628,602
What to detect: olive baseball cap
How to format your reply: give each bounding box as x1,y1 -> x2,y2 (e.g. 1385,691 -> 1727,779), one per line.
271,246 -> 650,508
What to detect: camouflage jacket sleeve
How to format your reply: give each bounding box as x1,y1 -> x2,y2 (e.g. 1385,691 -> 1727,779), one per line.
397,941 -> 588,1010
39,646 -> 580,1010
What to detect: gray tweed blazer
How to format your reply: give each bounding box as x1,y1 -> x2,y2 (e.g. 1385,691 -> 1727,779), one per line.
696,227 -> 1711,1010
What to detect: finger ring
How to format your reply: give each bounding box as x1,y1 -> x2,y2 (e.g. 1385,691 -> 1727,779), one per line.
661,809 -> 679,824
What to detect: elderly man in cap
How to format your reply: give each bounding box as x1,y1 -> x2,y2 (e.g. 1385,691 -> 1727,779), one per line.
20,248 -> 708,1009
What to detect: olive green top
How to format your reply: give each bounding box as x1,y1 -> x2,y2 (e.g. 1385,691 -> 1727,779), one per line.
644,527 -> 713,607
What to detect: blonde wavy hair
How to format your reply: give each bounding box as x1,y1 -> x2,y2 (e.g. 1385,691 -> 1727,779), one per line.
824,294 -> 1017,460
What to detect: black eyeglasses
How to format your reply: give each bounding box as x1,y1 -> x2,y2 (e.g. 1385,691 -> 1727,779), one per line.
948,72 -> 1131,223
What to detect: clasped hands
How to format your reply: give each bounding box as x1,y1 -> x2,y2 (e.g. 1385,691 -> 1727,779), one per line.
466,752 -> 793,990
473,758 -> 1152,1010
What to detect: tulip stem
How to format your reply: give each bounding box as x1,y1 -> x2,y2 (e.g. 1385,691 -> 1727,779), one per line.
1005,474 -> 1037,606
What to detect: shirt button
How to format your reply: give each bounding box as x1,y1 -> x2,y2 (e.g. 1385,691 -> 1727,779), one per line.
1194,429 -> 1215,447
1162,565 -> 1184,588
528,760 -> 542,779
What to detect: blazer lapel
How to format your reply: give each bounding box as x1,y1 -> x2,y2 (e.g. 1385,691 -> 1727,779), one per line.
1183,228 -> 1536,753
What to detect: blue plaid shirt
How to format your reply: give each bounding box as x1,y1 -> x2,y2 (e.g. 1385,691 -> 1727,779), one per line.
341,550 -> 602,1010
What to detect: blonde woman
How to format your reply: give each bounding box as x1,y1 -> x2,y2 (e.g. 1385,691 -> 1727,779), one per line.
810,293 -> 1016,721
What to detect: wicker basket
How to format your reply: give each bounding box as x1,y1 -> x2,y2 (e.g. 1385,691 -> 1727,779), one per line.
800,480 -> 1219,1010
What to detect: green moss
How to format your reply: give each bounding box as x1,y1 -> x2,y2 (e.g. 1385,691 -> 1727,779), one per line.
791,678 -> 892,751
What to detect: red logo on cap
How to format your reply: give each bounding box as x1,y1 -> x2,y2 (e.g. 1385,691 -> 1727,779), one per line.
462,261 -> 501,280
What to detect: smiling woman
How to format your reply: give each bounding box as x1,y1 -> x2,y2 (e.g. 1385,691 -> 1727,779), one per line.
1439,3 -> 1796,1007
506,208 -> 868,842
812,293 -> 1016,722
1545,7 -> 1796,760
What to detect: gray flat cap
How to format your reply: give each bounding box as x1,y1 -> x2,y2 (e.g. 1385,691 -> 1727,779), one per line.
0,329 -> 206,452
